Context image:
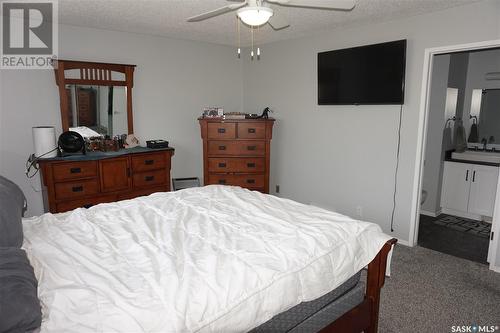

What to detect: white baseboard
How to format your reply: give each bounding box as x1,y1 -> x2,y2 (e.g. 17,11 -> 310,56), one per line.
490,266 -> 500,273
441,208 -> 483,221
395,238 -> 411,247
420,209 -> 442,218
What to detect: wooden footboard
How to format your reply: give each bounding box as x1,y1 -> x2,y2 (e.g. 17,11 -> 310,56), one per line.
319,238 -> 397,333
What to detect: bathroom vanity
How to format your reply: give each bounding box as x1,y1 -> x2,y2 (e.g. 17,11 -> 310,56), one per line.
441,152 -> 499,220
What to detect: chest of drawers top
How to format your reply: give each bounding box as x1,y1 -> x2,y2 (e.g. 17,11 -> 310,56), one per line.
199,118 -> 274,141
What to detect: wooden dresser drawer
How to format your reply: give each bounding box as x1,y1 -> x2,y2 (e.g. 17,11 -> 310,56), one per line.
52,161 -> 97,181
208,122 -> 236,139
117,186 -> 167,201
207,174 -> 264,189
56,194 -> 117,212
131,153 -> 166,172
208,174 -> 234,186
208,140 -> 265,156
233,174 -> 265,188
208,158 -> 265,173
238,122 -> 266,139
54,179 -> 99,200
133,169 -> 167,188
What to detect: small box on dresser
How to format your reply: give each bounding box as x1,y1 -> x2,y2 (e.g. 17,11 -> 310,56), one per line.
199,117 -> 274,193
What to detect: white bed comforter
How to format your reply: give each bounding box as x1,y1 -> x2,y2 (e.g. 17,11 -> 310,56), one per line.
22,185 -> 391,333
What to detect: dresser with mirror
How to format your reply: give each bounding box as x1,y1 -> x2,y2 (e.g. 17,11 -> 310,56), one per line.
38,60 -> 174,213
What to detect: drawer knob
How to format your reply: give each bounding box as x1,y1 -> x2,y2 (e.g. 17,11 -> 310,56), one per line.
218,128 -> 226,133
246,179 -> 255,184
247,163 -> 256,168
145,175 -> 155,182
247,145 -> 256,151
144,160 -> 154,165
70,167 -> 81,174
248,128 -> 256,133
218,179 -> 226,184
218,163 -> 227,168
72,186 -> 83,192
219,145 -> 226,151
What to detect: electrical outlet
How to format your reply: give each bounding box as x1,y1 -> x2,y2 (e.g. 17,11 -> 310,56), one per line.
356,206 -> 363,218
275,185 -> 280,193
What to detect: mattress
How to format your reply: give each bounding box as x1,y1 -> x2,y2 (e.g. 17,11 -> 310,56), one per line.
289,281 -> 366,333
251,271 -> 362,332
22,185 -> 391,332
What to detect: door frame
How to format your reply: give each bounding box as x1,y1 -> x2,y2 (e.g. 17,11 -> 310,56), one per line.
410,39 -> 500,272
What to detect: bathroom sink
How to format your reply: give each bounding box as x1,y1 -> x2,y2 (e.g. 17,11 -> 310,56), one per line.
452,150 -> 500,164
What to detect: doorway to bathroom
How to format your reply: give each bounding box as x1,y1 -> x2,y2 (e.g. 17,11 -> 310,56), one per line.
416,45 -> 500,266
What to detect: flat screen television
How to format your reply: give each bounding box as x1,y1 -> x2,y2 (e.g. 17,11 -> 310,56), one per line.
318,40 -> 406,105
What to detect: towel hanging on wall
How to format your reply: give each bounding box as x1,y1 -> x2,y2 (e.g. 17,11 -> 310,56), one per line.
454,119 -> 467,152
468,120 -> 479,143
443,126 -> 453,151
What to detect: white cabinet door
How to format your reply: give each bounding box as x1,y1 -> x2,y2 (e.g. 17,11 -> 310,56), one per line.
468,165 -> 499,217
441,162 -> 472,212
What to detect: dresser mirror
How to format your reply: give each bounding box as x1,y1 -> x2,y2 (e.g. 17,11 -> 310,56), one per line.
54,60 -> 136,134
65,84 -> 128,137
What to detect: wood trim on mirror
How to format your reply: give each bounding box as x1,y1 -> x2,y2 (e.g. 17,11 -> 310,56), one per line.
54,59 -> 136,133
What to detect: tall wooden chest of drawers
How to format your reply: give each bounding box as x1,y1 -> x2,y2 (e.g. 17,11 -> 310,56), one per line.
199,118 -> 274,193
38,147 -> 174,213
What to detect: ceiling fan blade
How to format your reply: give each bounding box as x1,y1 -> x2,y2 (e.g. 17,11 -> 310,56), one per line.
266,0 -> 355,10
187,3 -> 246,22
268,13 -> 290,30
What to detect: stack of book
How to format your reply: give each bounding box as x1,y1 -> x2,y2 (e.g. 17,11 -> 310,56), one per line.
223,112 -> 246,120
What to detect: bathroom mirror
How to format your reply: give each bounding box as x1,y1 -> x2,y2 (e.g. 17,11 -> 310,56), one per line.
65,85 -> 128,137
471,89 -> 500,143
54,60 -> 136,134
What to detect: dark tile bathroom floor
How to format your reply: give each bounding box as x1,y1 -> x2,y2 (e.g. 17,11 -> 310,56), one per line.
418,214 -> 490,264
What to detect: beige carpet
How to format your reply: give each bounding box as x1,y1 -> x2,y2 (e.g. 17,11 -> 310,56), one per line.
377,245 -> 500,332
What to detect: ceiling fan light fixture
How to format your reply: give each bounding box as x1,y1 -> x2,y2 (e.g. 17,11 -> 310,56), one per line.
237,6 -> 273,26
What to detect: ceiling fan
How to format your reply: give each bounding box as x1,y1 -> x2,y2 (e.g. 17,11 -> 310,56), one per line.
187,0 -> 356,30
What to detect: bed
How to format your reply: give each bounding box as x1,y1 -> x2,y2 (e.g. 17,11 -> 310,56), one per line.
8,183 -> 394,332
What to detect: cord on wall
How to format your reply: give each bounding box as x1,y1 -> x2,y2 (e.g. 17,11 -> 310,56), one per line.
390,104 -> 403,232
25,148 -> 58,179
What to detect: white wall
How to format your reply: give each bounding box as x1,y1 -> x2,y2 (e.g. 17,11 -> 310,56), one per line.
0,24 -> 243,217
421,54 -> 450,215
241,0 -> 500,243
448,53 -> 469,121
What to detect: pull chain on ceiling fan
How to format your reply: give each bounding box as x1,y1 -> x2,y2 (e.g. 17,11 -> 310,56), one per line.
187,0 -> 356,59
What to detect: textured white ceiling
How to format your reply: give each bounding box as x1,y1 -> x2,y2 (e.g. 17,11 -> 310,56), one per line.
58,0 -> 481,46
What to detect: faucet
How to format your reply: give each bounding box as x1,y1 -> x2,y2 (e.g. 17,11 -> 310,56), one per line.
481,138 -> 487,151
